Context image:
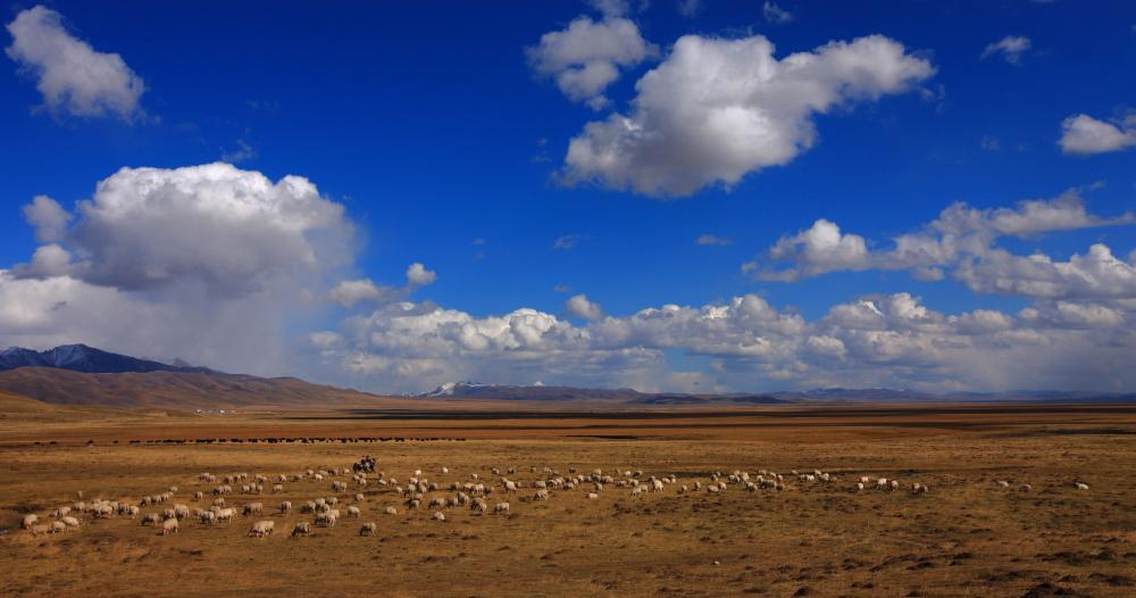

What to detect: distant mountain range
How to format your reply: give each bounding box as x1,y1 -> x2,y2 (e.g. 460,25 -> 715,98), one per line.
0,346 -> 1132,410
420,381 -> 1136,405
419,381 -> 787,405
0,344 -> 208,374
0,344 -> 385,409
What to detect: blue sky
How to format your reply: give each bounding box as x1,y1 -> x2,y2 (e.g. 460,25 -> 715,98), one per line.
2,1 -> 1135,394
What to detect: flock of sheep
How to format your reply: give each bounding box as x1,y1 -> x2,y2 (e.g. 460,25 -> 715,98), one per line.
17,459 -> 1091,539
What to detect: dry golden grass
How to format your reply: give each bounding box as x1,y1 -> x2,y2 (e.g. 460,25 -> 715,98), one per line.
1,403 -> 1135,597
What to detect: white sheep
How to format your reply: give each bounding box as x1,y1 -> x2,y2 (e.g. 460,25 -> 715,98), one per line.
494,502 -> 510,514
291,522 -> 312,537
1074,482 -> 1090,490
161,518 -> 179,535
359,522 -> 377,536
62,516 -> 80,528
432,511 -> 446,522
21,514 -> 38,529
384,506 -> 398,515
279,501 -> 292,513
248,520 -> 275,537
346,506 -> 361,518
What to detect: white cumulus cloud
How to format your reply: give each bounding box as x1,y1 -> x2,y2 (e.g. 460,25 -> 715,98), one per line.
527,14 -> 657,110
5,5 -> 145,120
566,294 -> 604,321
406,262 -> 437,286
26,162 -> 354,297
562,34 -> 934,197
748,190 -> 1136,299
1059,114 -> 1136,155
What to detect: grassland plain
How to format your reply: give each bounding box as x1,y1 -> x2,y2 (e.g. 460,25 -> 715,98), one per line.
1,403 -> 1134,597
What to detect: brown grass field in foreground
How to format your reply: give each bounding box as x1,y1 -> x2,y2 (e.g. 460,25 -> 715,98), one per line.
1,400 -> 1135,597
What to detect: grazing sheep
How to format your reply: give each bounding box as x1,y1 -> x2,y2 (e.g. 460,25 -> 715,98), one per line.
889,480 -> 900,491
855,482 -> 865,492
272,484 -> 284,493
62,516 -> 80,528
996,480 -> 1011,488
291,522 -> 312,537
30,524 -> 51,535
279,501 -> 292,513
141,513 -> 162,526
242,502 -> 263,516
432,511 -> 446,522
876,478 -> 889,490
471,498 -> 488,513
587,492 -> 599,500
248,520 -> 275,537
1019,483 -> 1033,492
216,508 -> 236,524
494,502 -> 510,514
199,511 -> 216,525
50,521 -> 66,533
1074,482 -> 1090,490
21,514 -> 38,529
346,506 -> 361,518
161,518 -> 179,535
384,506 -> 398,515
534,489 -> 549,501
315,513 -> 337,527
354,493 -> 365,502
359,522 -> 377,536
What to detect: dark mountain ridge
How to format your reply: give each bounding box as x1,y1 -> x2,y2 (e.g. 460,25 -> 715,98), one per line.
0,344 -> 210,374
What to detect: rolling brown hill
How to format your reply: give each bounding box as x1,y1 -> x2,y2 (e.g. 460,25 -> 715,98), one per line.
0,367 -> 391,410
